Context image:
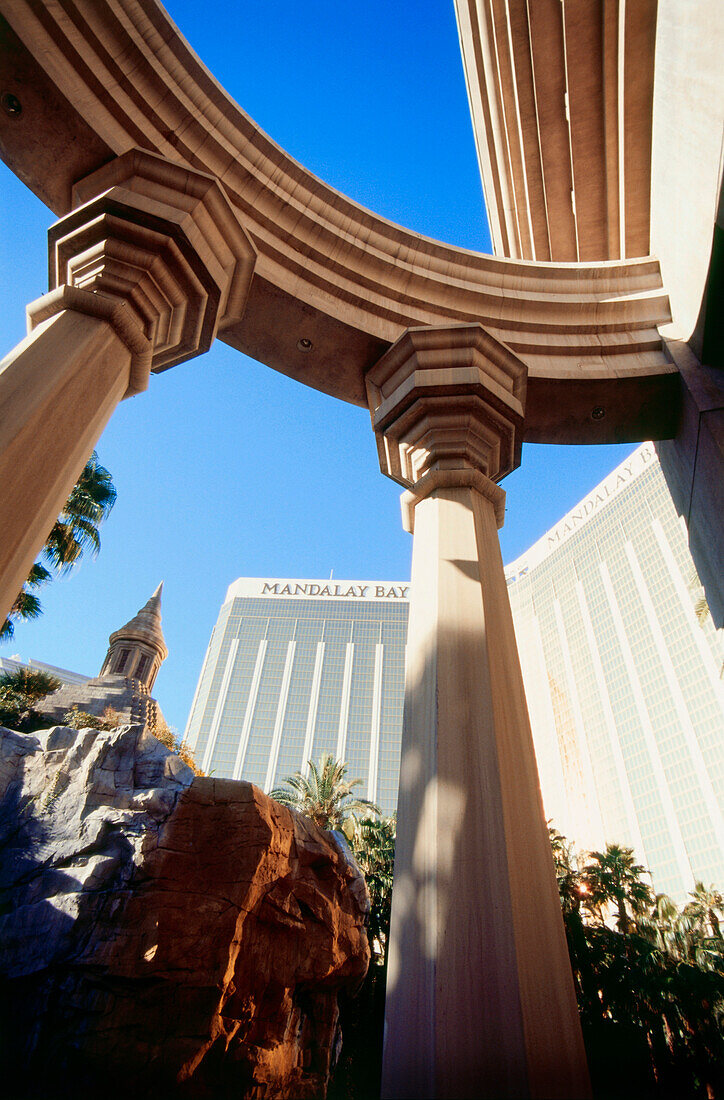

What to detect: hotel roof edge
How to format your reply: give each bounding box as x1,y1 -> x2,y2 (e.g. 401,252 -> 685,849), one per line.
504,443 -> 658,580
223,578 -> 411,603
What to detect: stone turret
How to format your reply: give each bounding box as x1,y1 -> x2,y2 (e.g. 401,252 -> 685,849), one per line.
100,583 -> 168,692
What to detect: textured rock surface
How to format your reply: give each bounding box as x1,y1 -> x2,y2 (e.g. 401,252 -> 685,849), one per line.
0,725 -> 369,1098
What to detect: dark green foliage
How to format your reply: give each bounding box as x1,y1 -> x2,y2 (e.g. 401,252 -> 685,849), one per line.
550,829 -> 724,1098
350,815 -> 395,964
0,668 -> 60,733
0,689 -> 44,733
328,815 -> 395,1099
335,823 -> 724,1099
0,668 -> 61,701
263,757 -> 724,1098
1,451 -> 116,640
329,960 -> 387,1100
271,759 -> 391,1096
582,843 -> 654,934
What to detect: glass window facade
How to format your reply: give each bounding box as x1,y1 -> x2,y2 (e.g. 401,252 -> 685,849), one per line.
505,444 -> 724,901
185,580 -> 409,816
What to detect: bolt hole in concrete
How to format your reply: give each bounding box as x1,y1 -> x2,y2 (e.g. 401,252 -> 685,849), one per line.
1,92 -> 22,117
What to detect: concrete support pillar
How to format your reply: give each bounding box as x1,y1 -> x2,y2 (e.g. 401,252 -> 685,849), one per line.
0,149 -> 255,628
0,303 -> 137,627
366,325 -> 590,1099
655,339 -> 724,628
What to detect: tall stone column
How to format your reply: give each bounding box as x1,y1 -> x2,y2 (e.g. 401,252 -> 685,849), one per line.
0,149 -> 255,627
366,325 -> 590,1099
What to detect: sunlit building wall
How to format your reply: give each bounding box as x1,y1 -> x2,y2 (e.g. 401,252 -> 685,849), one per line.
185,579 -> 409,815
505,444 -> 724,901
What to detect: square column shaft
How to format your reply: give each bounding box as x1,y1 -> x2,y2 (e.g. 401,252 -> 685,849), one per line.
0,308 -> 134,628
366,325 -> 590,1098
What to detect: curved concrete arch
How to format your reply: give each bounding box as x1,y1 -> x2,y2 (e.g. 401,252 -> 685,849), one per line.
0,0 -> 674,443
2,7 -> 712,1093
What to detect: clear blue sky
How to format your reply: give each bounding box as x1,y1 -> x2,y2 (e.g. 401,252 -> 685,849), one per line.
0,1 -> 637,732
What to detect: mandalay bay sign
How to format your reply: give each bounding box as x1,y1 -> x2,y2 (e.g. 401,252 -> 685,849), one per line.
260,580 -> 409,600
224,578 -> 410,602
544,444 -> 656,550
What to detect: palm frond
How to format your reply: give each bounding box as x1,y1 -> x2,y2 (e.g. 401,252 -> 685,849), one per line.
41,452 -> 115,574
10,589 -> 43,621
270,752 -> 380,831
26,562 -> 52,587
0,667 -> 61,702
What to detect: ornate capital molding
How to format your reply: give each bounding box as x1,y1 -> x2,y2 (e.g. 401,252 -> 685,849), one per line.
43,148 -> 256,376
366,324 -> 527,517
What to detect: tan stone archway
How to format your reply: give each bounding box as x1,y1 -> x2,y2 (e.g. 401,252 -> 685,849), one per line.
1,2 -> 721,1096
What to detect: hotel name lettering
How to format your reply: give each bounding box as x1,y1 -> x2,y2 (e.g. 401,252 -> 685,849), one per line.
261,582 -> 409,600
546,445 -> 655,548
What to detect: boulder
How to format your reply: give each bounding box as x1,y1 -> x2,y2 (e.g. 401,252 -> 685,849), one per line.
0,725 -> 370,1098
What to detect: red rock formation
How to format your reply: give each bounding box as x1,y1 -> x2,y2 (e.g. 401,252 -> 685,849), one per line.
0,725 -> 370,1099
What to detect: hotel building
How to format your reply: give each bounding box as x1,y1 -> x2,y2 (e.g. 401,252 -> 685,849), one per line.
186,447 -> 724,900
185,579 -> 409,815
506,444 -> 724,901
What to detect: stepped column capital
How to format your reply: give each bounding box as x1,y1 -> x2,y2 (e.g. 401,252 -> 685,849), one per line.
30,148 -> 256,396
0,149 -> 255,631
365,323 -> 527,530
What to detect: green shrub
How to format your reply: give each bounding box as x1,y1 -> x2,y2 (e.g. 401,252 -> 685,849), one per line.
63,706 -> 117,731
0,668 -> 60,733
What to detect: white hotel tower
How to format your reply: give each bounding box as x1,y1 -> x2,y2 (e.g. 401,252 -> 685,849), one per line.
505,444 -> 724,901
186,445 -> 724,901
185,579 -> 409,816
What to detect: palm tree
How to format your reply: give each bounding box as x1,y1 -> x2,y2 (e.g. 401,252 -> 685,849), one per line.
549,825 -> 585,916
351,815 -> 396,962
270,753 -> 380,831
0,563 -> 51,640
582,843 -> 654,934
0,667 -> 61,702
1,451 -> 116,639
547,832 -> 724,1094
636,893 -> 699,966
684,881 -> 724,940
0,666 -> 61,733
43,450 -> 117,572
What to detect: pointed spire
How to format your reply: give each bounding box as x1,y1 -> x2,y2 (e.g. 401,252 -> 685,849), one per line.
115,583 -> 167,654
101,583 -> 168,688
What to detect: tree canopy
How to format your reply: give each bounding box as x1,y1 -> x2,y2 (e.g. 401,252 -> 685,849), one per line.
550,829 -> 724,1097
350,815 -> 395,964
0,667 -> 61,733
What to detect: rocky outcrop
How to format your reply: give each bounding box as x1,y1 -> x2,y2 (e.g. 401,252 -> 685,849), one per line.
0,725 -> 369,1099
